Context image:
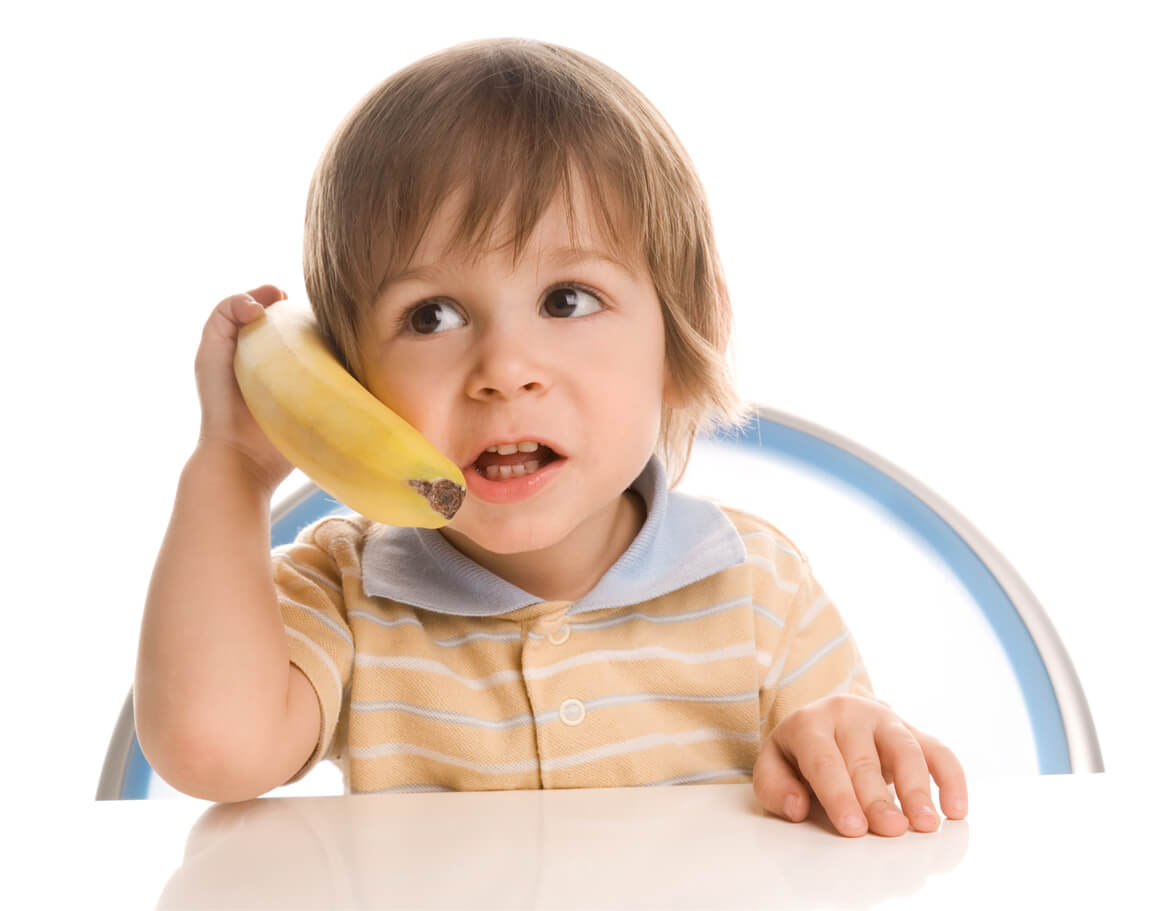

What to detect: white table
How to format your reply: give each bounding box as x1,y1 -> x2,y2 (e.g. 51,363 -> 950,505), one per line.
16,774 -> 1135,909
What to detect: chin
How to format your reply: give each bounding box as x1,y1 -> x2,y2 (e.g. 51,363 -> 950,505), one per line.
446,516 -> 562,557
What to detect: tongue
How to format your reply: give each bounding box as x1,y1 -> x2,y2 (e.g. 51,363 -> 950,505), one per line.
475,446 -> 554,471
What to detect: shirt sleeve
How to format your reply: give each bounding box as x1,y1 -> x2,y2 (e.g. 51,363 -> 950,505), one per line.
759,557 -> 874,741
271,517 -> 357,783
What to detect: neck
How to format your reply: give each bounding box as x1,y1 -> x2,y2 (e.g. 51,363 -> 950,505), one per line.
440,490 -> 646,603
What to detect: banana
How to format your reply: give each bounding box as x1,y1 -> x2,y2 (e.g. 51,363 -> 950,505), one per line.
234,301 -> 465,528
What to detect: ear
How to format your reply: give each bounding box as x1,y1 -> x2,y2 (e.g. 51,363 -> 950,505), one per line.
662,362 -> 685,409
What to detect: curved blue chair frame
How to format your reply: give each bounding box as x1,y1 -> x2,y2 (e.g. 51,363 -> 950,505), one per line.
98,405 -> 1103,799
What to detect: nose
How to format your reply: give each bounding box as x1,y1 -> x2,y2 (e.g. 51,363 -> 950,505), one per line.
464,323 -> 549,401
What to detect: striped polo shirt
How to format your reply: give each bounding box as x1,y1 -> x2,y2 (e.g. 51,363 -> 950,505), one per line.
274,457 -> 874,793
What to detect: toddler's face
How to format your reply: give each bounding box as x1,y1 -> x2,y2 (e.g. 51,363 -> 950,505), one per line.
360,177 -> 671,559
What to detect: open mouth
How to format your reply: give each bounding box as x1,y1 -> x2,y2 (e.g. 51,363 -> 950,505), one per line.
471,441 -> 563,481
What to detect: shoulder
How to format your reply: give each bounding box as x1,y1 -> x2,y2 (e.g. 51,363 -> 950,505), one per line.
712,503 -> 815,599
272,513 -> 377,570
715,503 -> 808,565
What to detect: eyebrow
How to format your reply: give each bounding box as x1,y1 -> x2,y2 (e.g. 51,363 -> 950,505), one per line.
384,247 -> 637,288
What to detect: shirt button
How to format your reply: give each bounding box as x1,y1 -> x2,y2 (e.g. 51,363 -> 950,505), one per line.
559,698 -> 586,726
547,624 -> 570,645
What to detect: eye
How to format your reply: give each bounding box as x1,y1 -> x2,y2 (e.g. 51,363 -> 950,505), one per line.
405,300 -> 466,335
542,284 -> 604,319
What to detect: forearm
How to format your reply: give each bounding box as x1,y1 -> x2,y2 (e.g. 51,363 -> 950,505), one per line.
135,443 -> 293,793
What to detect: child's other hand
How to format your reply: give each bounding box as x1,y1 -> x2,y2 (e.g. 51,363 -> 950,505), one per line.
753,694 -> 968,838
194,285 -> 295,492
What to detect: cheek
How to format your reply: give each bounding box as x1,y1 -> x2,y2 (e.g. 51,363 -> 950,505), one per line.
602,334 -> 667,428
364,355 -> 447,439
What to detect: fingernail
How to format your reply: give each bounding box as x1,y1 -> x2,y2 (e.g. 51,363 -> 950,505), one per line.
843,814 -> 866,833
783,794 -> 800,821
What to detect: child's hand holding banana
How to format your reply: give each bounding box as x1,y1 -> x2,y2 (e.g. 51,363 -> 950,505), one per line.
227,289 -> 465,528
195,286 -> 298,494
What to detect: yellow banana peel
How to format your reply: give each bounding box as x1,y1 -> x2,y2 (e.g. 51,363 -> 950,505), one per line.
234,302 -> 465,528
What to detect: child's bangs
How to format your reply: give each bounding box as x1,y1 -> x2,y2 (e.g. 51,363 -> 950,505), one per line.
381,126 -> 644,289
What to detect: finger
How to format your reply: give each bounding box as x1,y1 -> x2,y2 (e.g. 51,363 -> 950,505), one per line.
786,731 -> 869,837
231,285 -> 287,324
836,725 -> 908,837
914,728 -> 968,820
203,287 -> 285,342
876,722 -> 939,832
246,284 -> 288,306
752,737 -> 811,823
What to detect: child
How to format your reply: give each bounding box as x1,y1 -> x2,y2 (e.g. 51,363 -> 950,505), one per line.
136,37 -> 967,838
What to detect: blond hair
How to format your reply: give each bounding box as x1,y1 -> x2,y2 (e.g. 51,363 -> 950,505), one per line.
303,37 -> 749,485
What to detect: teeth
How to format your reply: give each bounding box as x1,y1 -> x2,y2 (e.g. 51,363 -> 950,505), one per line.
483,459 -> 545,481
487,441 -> 542,454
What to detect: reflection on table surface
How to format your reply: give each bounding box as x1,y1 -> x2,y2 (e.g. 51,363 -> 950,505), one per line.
24,773 -> 1136,909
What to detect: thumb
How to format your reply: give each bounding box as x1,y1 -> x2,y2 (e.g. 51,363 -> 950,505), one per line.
752,737 -> 810,822
235,285 -> 287,325
248,284 -> 288,306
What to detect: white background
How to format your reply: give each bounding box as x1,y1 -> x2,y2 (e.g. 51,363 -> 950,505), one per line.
2,0 -> 1146,809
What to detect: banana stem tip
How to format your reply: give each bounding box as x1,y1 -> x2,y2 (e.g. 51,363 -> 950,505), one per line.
408,479 -> 466,520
